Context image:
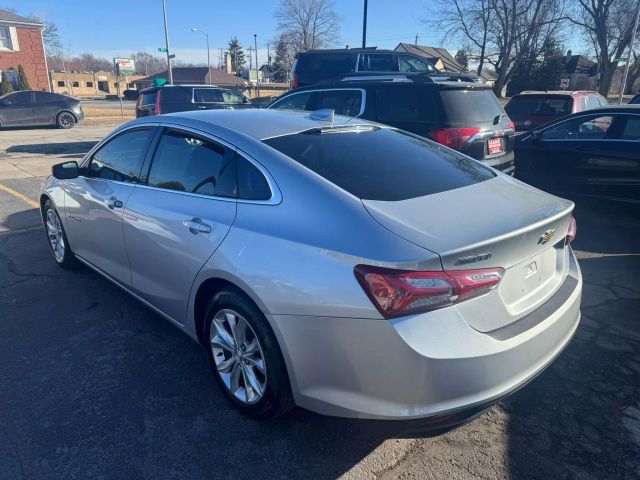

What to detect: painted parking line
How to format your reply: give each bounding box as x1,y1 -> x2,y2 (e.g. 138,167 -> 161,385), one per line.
0,181 -> 39,208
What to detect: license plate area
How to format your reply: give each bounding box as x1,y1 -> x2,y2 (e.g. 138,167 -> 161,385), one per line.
487,138 -> 503,155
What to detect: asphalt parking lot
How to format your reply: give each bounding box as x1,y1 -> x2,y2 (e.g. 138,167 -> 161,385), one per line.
1,125 -> 639,480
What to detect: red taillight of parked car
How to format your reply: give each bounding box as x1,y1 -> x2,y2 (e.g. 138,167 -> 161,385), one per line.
154,90 -> 162,115
428,128 -> 481,149
354,265 -> 504,318
565,216 -> 577,245
135,93 -> 142,117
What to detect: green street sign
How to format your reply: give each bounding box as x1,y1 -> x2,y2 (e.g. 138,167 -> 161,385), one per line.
158,47 -> 168,53
614,57 -> 628,62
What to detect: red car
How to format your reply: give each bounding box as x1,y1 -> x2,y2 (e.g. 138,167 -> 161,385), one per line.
505,90 -> 608,132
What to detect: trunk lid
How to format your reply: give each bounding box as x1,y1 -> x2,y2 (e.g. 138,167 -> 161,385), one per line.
362,175 -> 575,332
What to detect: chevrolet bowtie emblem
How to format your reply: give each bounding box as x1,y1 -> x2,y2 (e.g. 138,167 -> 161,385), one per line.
538,229 -> 556,245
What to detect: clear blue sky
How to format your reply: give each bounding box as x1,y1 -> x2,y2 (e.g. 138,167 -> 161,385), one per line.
10,0 -> 444,65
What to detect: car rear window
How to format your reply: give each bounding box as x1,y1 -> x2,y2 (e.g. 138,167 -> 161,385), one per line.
140,91 -> 157,106
296,53 -> 355,74
376,88 -> 438,122
439,88 -> 504,123
263,127 -> 494,201
505,96 -> 572,117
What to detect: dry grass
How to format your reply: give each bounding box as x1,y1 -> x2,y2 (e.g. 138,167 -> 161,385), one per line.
81,106 -> 135,126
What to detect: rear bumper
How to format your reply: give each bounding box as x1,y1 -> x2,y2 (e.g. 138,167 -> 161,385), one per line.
268,250 -> 581,420
483,151 -> 515,174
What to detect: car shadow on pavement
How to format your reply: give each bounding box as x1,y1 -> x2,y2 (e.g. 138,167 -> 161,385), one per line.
6,141 -> 98,156
0,209 -> 434,480
505,199 -> 640,479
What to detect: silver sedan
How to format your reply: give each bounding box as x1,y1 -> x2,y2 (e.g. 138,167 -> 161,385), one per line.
40,109 -> 582,421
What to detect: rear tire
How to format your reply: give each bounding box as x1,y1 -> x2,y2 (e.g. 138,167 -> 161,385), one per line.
56,111 -> 76,129
43,199 -> 78,270
205,287 -> 294,420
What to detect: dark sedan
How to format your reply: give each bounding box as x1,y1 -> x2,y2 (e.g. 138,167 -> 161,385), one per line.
514,105 -> 640,203
0,91 -> 83,129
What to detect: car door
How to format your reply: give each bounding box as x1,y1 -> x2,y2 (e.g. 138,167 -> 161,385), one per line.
122,127 -> 237,324
0,91 -> 34,126
64,126 -> 156,284
33,91 -> 60,125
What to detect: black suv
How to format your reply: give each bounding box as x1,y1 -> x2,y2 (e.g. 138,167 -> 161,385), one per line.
268,75 -> 516,173
136,84 -> 252,117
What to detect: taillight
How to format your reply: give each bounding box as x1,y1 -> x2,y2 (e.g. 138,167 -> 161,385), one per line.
155,89 -> 162,115
428,128 -> 481,149
565,216 -> 577,245
291,72 -> 298,89
354,265 -> 504,318
507,121 -> 515,130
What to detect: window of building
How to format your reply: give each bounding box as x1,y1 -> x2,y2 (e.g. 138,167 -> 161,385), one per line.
57,81 -> 65,87
0,26 -> 12,50
127,83 -> 134,88
72,81 -> 80,87
86,81 -> 94,88
114,82 -> 119,87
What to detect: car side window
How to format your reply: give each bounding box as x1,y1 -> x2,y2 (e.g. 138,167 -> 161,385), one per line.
221,90 -> 244,103
147,129 -> 236,197
308,90 -> 363,117
4,91 -> 33,105
270,92 -> 312,111
361,54 -> 398,72
194,89 -> 221,103
607,115 -> 640,140
541,115 -> 613,140
236,154 -> 271,201
398,55 -> 432,73
34,92 -> 53,103
88,128 -> 152,182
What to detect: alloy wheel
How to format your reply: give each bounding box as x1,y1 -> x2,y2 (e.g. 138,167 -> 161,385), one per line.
59,113 -> 74,128
210,309 -> 267,404
46,208 -> 65,262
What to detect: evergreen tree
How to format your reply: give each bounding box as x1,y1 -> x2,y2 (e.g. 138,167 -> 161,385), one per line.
228,37 -> 246,75
454,49 -> 469,72
0,76 -> 14,95
17,65 -> 31,90
534,37 -> 564,91
272,34 -> 292,83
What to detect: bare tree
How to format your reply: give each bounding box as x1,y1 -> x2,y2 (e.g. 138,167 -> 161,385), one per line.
568,0 -> 638,96
427,0 -> 566,97
131,51 -> 166,76
275,0 -> 341,51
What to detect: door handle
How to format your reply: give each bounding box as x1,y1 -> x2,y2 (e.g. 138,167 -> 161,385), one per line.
106,196 -> 123,209
183,218 -> 212,234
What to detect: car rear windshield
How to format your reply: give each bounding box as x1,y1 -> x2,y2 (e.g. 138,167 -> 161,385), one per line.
439,88 -> 505,123
505,96 -> 572,117
263,127 -> 494,201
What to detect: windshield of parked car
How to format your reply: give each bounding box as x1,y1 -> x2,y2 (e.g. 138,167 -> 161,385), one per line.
505,96 -> 572,117
263,127 -> 494,201
439,88 -> 505,123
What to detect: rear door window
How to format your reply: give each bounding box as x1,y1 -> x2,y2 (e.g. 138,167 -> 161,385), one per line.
147,129 -> 236,197
375,88 -> 438,122
161,87 -> 191,103
308,90 -> 363,117
297,53 -> 355,74
194,88 -> 222,103
359,53 -> 398,72
440,89 -> 505,123
220,89 -> 245,103
140,91 -> 157,106
236,155 -> 271,200
269,91 -> 312,111
263,127 -> 493,201
398,55 -> 435,73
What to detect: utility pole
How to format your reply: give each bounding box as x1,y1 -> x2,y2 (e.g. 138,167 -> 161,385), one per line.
362,0 -> 368,49
415,34 -> 419,45
619,0 -> 640,104
161,0 -> 173,84
254,33 -> 260,97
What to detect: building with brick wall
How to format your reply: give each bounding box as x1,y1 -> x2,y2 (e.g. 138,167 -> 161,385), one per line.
0,10 -> 50,91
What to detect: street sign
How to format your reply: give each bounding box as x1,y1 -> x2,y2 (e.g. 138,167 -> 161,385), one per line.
169,54 -> 176,59
114,58 -> 135,76
614,57 -> 628,62
158,47 -> 168,52
560,78 -> 570,89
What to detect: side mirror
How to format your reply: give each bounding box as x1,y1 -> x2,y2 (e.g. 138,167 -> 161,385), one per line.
529,130 -> 542,142
52,161 -> 79,180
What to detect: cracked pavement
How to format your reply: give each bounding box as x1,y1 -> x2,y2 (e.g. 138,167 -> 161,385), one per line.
0,126 -> 639,479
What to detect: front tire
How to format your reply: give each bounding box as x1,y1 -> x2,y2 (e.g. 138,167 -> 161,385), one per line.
56,111 -> 76,129
205,287 -> 294,419
43,200 -> 78,269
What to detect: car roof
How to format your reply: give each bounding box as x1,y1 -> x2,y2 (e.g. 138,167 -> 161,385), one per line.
294,76 -> 489,90
515,90 -> 600,97
129,108 -> 375,140
140,84 -> 223,92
